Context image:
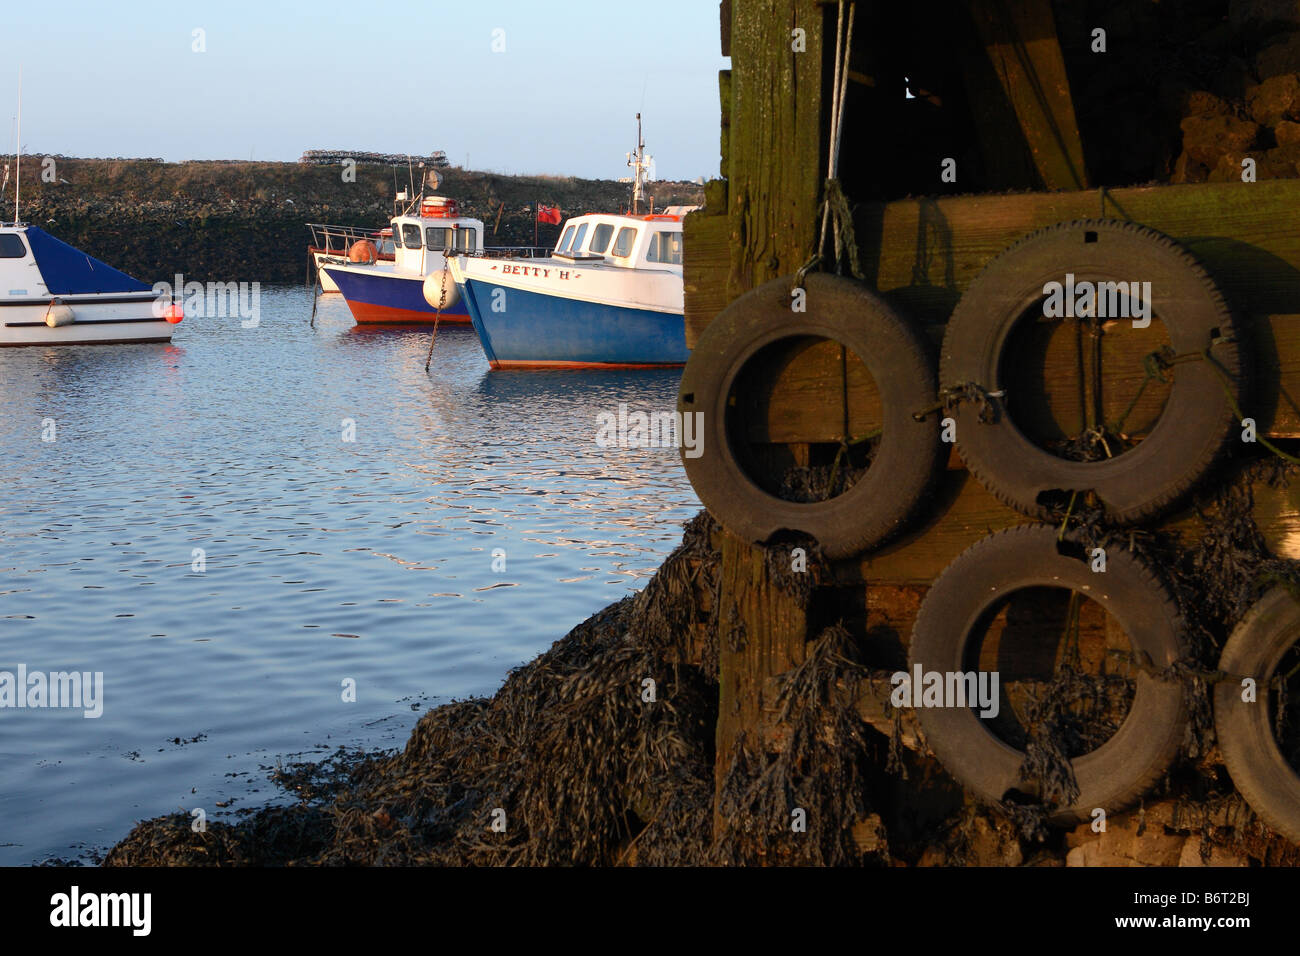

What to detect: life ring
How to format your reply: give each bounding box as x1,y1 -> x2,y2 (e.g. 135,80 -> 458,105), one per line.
940,219 -> 1245,524
908,524 -> 1186,823
678,273 -> 944,559
1214,587 -> 1300,843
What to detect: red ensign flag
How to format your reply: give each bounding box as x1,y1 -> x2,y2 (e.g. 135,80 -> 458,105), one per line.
536,203 -> 562,224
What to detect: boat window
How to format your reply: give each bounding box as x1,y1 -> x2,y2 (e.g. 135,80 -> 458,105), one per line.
557,225 -> 575,253
589,223 -> 614,254
570,222 -> 589,252
426,227 -> 452,250
390,222 -> 404,248
612,227 -> 637,257
455,228 -> 477,252
646,231 -> 683,265
0,234 -> 26,258
402,223 -> 423,248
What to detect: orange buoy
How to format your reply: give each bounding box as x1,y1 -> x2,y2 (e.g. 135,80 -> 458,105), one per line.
163,303 -> 184,324
348,239 -> 378,263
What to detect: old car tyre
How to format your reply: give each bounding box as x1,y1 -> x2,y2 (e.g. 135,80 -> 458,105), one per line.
679,273 -> 945,559
1215,587 -> 1300,844
940,219 -> 1244,524
908,524 -> 1186,823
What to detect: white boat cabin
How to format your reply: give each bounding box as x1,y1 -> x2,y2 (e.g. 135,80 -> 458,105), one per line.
550,211 -> 697,273
390,197 -> 484,276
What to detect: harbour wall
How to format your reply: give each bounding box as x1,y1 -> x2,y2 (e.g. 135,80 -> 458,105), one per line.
3,158 -> 704,284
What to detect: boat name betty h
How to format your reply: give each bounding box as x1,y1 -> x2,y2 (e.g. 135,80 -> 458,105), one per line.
0,224 -> 182,346
497,264 -> 580,279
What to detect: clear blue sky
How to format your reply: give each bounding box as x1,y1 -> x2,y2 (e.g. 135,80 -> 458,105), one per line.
5,0 -> 727,181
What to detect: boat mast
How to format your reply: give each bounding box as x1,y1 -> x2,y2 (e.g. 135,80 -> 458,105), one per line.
628,113 -> 648,215
13,67 -> 20,225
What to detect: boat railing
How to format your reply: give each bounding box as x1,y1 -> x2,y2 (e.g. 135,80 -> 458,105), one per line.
306,222 -> 386,253
477,246 -> 552,259
429,245 -> 551,259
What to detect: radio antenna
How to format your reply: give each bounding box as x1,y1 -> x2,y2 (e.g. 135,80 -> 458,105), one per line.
13,66 -> 20,225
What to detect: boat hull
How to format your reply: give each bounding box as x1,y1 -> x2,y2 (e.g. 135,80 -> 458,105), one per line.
323,265 -> 471,325
311,249 -> 397,293
458,278 -> 687,369
311,252 -> 343,292
0,297 -> 174,346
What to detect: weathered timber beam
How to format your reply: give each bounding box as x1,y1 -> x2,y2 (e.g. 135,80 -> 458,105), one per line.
683,213 -> 732,351
741,314 -> 1300,441
844,463 -> 1300,587
964,0 -> 1089,190
860,180 -> 1300,322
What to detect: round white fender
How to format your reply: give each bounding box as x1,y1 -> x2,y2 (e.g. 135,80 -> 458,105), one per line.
422,269 -> 461,310
45,303 -> 75,327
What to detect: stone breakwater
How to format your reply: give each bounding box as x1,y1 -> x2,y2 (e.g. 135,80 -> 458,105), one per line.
5,158 -> 704,285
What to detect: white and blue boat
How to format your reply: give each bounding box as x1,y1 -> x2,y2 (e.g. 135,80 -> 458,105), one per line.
447,210 -> 691,368
0,80 -> 177,346
321,197 -> 481,325
0,223 -> 178,347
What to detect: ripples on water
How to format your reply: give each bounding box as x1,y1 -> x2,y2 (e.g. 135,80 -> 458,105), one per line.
0,287 -> 700,863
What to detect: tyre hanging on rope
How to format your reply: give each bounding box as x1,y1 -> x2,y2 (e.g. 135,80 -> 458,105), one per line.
940,219 -> 1245,524
907,524 -> 1186,823
1214,587 -> 1300,844
679,273 -> 945,559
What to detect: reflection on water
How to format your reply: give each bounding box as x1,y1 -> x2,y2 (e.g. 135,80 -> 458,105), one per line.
0,288 -> 699,863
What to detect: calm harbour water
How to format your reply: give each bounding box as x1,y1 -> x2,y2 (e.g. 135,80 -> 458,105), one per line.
0,287 -> 699,864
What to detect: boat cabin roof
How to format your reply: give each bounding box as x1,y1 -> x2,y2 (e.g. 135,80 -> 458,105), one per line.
549,212 -> 693,271
390,212 -> 486,252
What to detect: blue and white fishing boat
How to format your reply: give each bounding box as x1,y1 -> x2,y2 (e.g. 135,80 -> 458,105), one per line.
447,116 -> 694,368
321,196 -> 481,325
0,224 -> 179,347
447,210 -> 690,368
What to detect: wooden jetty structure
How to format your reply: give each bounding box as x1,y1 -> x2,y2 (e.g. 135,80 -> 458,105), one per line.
681,0 -> 1300,860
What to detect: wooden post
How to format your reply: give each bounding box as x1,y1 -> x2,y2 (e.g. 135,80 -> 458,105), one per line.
706,0 -> 827,847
